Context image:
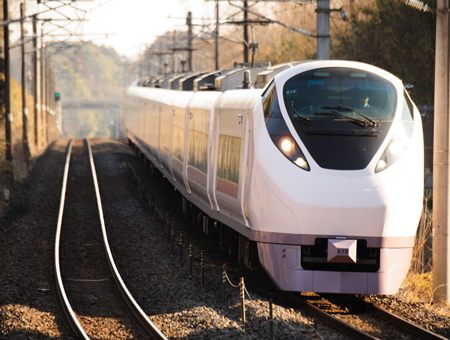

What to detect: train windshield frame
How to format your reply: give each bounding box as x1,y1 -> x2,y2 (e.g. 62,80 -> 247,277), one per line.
282,67 -> 397,125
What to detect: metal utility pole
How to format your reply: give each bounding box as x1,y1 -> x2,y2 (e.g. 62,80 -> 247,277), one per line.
316,0 -> 330,60
172,30 -> 178,73
215,0 -> 220,70
250,26 -> 258,67
41,42 -> 48,146
33,14 -> 40,147
187,11 -> 193,72
40,32 -> 45,148
3,0 -> 13,161
226,0 -> 311,64
433,0 -> 450,302
243,0 -> 249,63
45,56 -> 50,144
20,3 -> 30,165
210,0 -> 327,61
49,67 -> 54,141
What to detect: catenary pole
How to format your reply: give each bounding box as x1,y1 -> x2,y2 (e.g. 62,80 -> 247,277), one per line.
243,0 -> 249,63
45,53 -> 49,144
40,26 -> 44,148
20,3 -> 30,165
43,44 -> 48,145
172,30 -> 177,73
3,0 -> 12,161
215,0 -> 220,70
433,0 -> 450,302
33,14 -> 40,146
316,0 -> 330,60
187,11 -> 193,72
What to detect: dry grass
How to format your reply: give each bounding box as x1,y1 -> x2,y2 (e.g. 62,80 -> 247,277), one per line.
410,191 -> 433,275
402,272 -> 433,304
401,192 -> 450,311
402,192 -> 433,304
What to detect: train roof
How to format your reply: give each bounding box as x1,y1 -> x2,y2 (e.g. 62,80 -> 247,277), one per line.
133,60 -> 401,93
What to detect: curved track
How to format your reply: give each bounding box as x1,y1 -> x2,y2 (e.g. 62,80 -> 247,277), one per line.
283,292 -> 447,340
54,139 -> 167,340
127,139 -> 448,340
365,301 -> 447,340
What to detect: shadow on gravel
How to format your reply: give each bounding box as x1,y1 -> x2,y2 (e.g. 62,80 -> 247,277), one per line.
436,326 -> 450,339
0,139 -> 76,339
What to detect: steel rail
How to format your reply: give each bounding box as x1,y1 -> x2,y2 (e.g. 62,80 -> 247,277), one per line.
282,292 -> 380,340
86,139 -> 168,340
54,139 -> 89,340
289,291 -> 447,340
366,302 -> 448,340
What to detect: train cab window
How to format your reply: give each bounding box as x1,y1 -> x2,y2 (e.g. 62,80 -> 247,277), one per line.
281,67 -> 399,170
262,80 -> 282,118
283,68 -> 397,123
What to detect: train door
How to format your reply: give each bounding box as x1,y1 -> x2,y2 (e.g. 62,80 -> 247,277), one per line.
147,100 -> 156,162
213,100 -> 250,227
140,99 -> 145,145
142,100 -> 149,153
149,99 -> 160,167
127,94 -> 136,140
142,98 -> 149,155
159,93 -> 174,172
172,92 -> 196,190
186,92 -> 222,209
156,103 -> 162,167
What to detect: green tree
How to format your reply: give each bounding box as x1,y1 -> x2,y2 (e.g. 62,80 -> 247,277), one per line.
332,0 -> 436,105
51,43 -> 126,101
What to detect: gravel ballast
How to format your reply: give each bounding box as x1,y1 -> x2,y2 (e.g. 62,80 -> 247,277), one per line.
0,138 -> 449,339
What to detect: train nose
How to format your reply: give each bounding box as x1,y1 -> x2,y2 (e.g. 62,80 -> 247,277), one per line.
291,172 -> 386,237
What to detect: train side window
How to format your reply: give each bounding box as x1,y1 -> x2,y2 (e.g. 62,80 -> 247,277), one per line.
262,81 -> 282,118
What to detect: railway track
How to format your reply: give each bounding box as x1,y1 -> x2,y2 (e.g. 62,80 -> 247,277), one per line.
282,291 -> 448,340
2,138 -> 445,339
125,140 -> 449,340
54,139 -> 167,340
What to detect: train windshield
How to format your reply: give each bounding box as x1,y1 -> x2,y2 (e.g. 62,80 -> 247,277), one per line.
283,68 -> 397,124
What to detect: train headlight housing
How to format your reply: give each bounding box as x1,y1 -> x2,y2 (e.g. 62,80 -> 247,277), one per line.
272,135 -> 310,171
262,82 -> 309,171
376,90 -> 416,173
375,125 -> 413,173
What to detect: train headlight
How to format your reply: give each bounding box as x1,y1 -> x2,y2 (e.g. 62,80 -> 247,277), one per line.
280,138 -> 293,152
375,135 -> 412,173
272,135 -> 310,171
376,159 -> 387,172
294,157 -> 308,168
388,141 -> 403,155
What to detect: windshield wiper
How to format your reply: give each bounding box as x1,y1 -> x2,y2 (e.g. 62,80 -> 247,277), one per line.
314,110 -> 370,127
290,101 -> 311,124
321,104 -> 379,127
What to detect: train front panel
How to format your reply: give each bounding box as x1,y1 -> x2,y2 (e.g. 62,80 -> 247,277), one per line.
246,61 -> 424,294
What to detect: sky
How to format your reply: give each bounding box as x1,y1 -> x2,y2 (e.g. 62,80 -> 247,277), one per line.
70,0 -> 214,58
20,0 -> 216,59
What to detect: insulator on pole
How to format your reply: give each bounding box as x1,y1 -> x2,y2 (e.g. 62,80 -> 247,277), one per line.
403,0 -> 434,12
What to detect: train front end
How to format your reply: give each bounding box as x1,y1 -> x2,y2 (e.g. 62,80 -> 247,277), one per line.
247,61 -> 424,294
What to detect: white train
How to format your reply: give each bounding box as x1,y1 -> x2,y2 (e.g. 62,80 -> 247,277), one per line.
125,60 -> 424,294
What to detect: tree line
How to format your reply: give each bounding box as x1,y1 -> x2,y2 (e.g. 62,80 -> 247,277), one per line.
332,0 -> 436,106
